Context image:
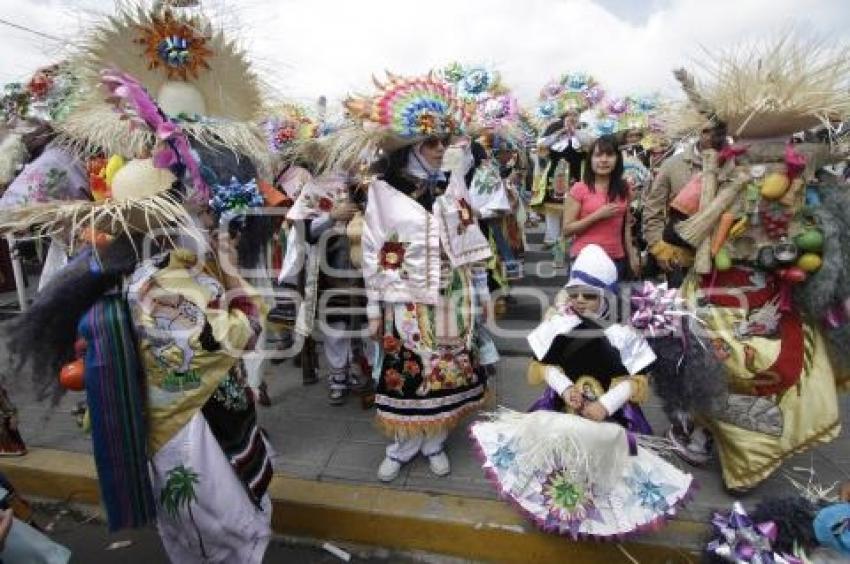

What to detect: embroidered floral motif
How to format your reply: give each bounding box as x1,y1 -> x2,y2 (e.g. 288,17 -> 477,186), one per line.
625,465 -> 677,513
491,442 -> 516,470
384,368 -> 404,393
21,167 -> 69,203
426,350 -> 477,392
299,190 -> 346,216
318,196 -> 334,212
541,468 -> 603,538
212,371 -> 249,411
378,232 -> 410,277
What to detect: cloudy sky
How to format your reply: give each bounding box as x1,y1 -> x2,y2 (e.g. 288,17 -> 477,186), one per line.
0,0 -> 848,111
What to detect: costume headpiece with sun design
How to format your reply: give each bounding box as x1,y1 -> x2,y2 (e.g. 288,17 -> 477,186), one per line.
57,3 -> 267,163
313,71 -> 470,174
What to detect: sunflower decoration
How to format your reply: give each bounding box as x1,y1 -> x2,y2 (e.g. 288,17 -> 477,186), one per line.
135,9 -> 213,81
57,4 -> 265,162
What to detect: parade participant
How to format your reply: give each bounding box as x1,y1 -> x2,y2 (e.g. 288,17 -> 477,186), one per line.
286,169 -> 370,406
326,71 -> 492,481
531,73 -> 604,250
562,135 -> 639,280
470,244 -> 694,539
2,69 -> 273,563
641,121 -> 729,286
654,35 -> 850,492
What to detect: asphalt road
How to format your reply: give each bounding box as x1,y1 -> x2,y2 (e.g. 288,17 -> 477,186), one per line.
22,504 -> 442,564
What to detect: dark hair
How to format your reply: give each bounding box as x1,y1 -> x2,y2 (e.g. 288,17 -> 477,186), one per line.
583,134 -> 627,202
371,145 -> 411,184
4,234 -> 153,403
194,143 -> 274,269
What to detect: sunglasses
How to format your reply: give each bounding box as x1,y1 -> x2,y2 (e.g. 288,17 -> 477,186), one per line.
423,136 -> 451,148
566,290 -> 602,300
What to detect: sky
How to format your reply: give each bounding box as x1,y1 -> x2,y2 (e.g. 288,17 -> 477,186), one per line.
0,0 -> 848,113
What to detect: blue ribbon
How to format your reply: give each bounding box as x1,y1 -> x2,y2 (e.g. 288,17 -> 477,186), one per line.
569,269 -> 618,293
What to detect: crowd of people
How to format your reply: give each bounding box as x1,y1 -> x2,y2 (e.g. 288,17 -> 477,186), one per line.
0,3 -> 849,563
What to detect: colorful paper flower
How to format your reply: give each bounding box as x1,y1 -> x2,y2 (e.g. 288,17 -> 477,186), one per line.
707,502 -> 802,563
379,240 -> 406,270
458,67 -> 495,101
625,465 -> 677,513
209,177 -> 264,221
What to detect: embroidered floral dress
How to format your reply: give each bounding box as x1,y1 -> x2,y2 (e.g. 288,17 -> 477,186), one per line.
363,172 -> 492,438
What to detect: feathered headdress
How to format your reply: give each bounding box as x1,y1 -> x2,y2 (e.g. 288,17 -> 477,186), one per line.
534,72 -> 606,129
57,4 -> 267,162
670,33 -> 850,139
313,71 -> 470,173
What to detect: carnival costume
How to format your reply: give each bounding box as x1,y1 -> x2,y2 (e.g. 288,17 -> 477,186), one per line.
471,245 -> 694,538
1,5 -> 275,562
652,35 -> 850,490
319,71 -> 492,479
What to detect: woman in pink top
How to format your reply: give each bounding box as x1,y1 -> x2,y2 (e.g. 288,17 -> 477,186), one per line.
562,135 -> 639,280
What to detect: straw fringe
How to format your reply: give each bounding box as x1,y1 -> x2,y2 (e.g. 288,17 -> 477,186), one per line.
670,32 -> 850,139
0,192 -> 204,252
55,3 -> 268,166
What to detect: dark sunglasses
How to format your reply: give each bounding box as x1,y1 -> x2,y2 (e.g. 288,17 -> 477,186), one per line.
423,136 -> 451,148
566,290 -> 601,300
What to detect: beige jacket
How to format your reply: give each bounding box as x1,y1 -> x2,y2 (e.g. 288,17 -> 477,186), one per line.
641,143 -> 702,247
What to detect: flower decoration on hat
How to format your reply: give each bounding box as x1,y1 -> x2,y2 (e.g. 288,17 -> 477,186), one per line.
535,72 -> 605,127
478,93 -> 519,129
263,104 -> 318,153
209,177 -> 264,227
344,72 -> 469,139
439,61 -> 466,84
135,8 -> 213,80
457,67 -> 496,102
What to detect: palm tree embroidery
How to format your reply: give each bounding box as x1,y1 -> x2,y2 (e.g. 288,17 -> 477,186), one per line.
160,465 -> 207,559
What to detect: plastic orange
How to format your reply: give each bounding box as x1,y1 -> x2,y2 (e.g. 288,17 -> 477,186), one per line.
59,359 -> 85,391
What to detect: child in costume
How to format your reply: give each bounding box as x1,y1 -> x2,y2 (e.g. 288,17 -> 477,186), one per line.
471,244 -> 694,539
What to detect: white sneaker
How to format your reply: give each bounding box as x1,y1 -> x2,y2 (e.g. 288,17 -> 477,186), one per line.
377,457 -> 402,482
427,451 -> 451,477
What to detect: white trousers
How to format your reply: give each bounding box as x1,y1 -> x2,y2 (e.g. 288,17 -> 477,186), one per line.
544,210 -> 562,244
324,321 -> 351,389
386,428 -> 449,463
151,412 -> 272,564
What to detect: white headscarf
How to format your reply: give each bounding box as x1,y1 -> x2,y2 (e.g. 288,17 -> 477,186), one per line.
405,142 -> 446,183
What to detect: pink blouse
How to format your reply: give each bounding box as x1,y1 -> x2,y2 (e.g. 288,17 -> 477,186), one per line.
568,181 -> 628,259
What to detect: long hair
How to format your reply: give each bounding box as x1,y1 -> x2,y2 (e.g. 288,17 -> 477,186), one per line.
582,134 -> 628,202
3,233 -> 154,403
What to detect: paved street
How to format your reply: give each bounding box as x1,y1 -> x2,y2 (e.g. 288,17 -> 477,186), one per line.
3,227 -> 850,555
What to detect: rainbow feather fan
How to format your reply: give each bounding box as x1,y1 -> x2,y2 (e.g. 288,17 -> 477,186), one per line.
347,73 -> 468,139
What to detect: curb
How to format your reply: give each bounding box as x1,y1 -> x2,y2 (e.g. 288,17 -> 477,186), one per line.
1,448 -> 706,563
